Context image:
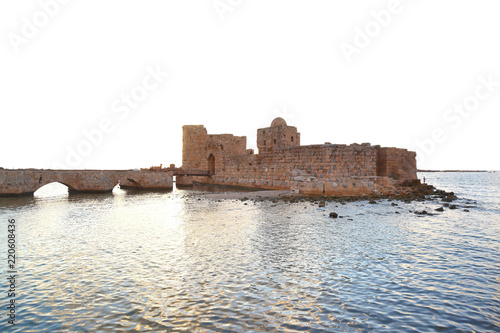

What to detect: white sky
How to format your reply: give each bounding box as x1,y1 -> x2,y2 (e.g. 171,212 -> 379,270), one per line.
1,0 -> 499,171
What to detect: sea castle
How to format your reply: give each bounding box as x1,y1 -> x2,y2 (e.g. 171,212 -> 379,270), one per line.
177,117 -> 418,195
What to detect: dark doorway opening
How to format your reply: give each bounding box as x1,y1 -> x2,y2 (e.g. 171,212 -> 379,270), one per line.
208,154 -> 215,175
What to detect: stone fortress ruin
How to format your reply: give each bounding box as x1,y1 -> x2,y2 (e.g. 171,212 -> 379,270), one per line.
0,117 -> 418,197
177,118 -> 418,195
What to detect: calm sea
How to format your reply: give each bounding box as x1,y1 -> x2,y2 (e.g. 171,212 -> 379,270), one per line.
0,172 -> 499,332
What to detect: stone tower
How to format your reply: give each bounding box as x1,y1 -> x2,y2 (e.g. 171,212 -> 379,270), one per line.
182,124 -> 248,174
182,125 -> 208,170
257,117 -> 300,154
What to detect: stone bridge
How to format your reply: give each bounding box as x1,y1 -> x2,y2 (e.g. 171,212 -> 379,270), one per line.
0,169 -> 173,196
173,169 -> 212,176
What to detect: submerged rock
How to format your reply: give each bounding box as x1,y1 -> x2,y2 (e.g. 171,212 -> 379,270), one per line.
442,192 -> 458,202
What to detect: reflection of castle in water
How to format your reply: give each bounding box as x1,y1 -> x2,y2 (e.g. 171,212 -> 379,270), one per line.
178,118 -> 418,195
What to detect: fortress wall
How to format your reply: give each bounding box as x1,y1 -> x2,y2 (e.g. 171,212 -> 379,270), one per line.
258,144 -> 378,180
191,165 -> 382,195
190,143 -> 389,195
376,147 -> 417,181
223,153 -> 257,168
192,166 -> 291,190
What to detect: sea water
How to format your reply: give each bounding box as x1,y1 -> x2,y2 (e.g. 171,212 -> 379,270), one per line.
0,172 -> 498,332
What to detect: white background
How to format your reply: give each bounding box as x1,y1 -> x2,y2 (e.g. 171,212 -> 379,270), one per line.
1,0 -> 499,171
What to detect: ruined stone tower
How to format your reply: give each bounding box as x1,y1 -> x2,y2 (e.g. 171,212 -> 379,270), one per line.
182,125 -> 248,174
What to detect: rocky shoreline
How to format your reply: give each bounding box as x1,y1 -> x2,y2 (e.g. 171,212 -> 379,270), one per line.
191,182 -> 473,217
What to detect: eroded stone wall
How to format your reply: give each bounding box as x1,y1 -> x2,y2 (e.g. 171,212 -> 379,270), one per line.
376,147 -> 417,181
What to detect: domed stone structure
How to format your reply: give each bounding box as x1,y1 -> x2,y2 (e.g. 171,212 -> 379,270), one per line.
257,118 -> 300,153
271,117 -> 287,127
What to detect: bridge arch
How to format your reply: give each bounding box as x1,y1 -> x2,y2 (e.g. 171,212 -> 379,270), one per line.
34,181 -> 76,196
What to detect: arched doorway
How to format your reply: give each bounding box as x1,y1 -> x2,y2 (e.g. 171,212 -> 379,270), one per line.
208,154 -> 215,175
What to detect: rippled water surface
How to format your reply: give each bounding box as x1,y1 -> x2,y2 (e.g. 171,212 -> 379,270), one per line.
0,172 -> 499,332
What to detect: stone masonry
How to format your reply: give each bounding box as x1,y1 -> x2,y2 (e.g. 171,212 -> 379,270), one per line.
0,169 -> 173,196
177,118 -> 418,195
